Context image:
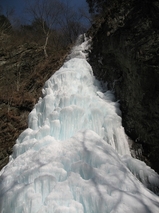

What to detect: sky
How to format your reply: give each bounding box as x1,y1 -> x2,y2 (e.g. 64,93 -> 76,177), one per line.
0,0 -> 88,13
0,0 -> 89,25
1,0 -> 26,16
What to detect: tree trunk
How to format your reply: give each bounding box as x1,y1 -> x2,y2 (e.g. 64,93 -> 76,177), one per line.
44,34 -> 49,58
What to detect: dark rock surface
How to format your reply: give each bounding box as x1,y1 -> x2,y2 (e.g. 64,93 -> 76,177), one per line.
88,0 -> 159,173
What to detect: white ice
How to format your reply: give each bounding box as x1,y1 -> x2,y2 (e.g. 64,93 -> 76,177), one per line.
0,35 -> 159,213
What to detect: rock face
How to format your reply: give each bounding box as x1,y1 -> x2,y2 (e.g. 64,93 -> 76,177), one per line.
88,0 -> 159,173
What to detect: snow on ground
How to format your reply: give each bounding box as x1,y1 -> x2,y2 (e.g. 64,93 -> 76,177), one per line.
0,35 -> 159,213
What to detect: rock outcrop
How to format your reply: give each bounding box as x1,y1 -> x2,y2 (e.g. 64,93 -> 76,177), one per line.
88,0 -> 159,173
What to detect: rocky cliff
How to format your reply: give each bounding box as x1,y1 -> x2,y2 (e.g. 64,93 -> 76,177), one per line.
88,0 -> 159,173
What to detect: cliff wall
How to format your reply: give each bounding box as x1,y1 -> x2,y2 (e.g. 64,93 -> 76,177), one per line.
88,0 -> 159,173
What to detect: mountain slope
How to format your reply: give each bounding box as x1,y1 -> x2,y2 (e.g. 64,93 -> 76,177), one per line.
0,33 -> 68,169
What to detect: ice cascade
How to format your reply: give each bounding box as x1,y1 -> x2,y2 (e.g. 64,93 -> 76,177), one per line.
0,35 -> 159,213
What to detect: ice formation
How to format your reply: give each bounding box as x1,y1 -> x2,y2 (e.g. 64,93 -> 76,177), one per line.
0,35 -> 159,213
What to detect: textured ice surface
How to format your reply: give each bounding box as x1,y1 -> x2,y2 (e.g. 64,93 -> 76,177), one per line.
0,35 -> 159,213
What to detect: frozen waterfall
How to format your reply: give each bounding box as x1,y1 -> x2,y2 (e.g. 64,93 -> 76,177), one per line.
0,35 -> 159,213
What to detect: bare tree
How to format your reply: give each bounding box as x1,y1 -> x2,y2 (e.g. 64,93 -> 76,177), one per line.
78,7 -> 92,26
0,15 -> 12,35
26,0 -> 64,58
58,2 -> 86,45
0,5 -> 23,34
